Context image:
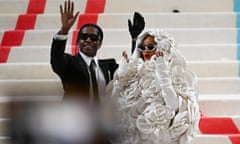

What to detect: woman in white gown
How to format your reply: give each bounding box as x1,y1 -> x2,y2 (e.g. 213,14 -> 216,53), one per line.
108,29 -> 200,144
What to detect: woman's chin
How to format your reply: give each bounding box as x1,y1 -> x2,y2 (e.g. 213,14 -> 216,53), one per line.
143,55 -> 151,61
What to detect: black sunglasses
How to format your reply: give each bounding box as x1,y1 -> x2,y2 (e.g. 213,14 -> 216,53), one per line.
138,44 -> 156,51
80,33 -> 99,41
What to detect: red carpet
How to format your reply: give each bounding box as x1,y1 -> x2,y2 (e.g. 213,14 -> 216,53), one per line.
0,0 -> 46,63
15,14 -> 37,30
27,0 -> 46,14
200,116 -> 239,134
229,134 -> 240,144
200,116 -> 240,144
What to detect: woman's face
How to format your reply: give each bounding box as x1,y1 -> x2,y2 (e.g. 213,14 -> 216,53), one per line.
141,36 -> 157,61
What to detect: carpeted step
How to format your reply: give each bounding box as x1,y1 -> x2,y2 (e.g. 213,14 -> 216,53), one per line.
1,78 -> 240,97
200,116 -> 240,134
0,0 -> 234,14
191,134 -> 240,144
2,44 -> 238,63
0,61 -> 239,79
0,28 -> 238,46
0,13 -> 237,30
199,95 -> 240,116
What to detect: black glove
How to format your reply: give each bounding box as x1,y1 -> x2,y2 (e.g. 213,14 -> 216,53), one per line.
128,12 -> 145,40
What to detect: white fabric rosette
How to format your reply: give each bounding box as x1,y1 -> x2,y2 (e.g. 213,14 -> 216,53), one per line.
118,78 -> 141,109
116,125 -> 141,144
151,29 -> 176,61
136,102 -> 175,133
141,79 -> 162,103
138,60 -> 163,104
136,102 -> 175,143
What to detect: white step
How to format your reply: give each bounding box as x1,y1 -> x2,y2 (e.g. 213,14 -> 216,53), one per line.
1,94 -> 240,116
0,78 -> 240,96
0,79 -> 63,96
199,77 -> 240,94
0,0 -> 233,14
44,0 -> 87,14
0,134 -> 237,144
0,13 -> 237,30
188,61 -> 239,78
199,95 -> 240,116
7,47 -> 51,63
4,44 -> 238,63
99,12 -> 237,28
0,15 -> 18,30
0,61 -> 238,79
0,0 -> 87,14
178,44 -> 237,61
0,29 -> 237,46
191,134 -> 236,144
104,0 -> 233,13
0,1 -> 28,14
0,63 -> 58,79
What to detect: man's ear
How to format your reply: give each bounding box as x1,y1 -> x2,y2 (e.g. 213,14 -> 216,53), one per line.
97,41 -> 102,49
76,40 -> 80,47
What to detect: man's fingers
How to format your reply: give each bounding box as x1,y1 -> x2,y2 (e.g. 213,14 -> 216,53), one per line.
62,0 -> 76,15
60,5 -> 63,15
73,11 -> 80,22
70,1 -> 74,14
67,0 -> 71,13
64,0 -> 67,13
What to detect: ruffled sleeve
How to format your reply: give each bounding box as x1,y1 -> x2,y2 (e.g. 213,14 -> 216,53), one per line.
155,56 -> 179,111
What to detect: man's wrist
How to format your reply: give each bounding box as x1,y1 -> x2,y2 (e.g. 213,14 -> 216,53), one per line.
59,26 -> 69,35
53,33 -> 68,40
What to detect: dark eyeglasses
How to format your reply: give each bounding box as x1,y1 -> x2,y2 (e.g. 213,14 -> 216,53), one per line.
79,33 -> 99,41
138,44 -> 156,51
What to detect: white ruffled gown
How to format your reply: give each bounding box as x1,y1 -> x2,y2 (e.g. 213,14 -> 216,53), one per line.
108,46 -> 200,144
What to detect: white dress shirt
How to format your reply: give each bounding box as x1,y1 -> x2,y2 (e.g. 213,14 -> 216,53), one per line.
79,52 -> 106,104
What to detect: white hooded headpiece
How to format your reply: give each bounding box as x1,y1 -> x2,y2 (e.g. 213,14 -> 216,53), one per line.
132,29 -> 176,60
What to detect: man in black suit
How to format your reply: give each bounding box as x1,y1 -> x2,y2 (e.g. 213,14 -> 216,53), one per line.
50,1 -> 118,143
50,0 -> 118,104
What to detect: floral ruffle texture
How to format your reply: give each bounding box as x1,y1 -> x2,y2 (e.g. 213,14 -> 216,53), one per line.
109,30 -> 200,144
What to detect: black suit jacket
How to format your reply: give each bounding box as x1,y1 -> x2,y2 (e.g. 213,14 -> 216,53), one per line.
50,38 -> 118,99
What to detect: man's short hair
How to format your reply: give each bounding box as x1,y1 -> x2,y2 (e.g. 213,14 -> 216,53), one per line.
77,23 -> 104,42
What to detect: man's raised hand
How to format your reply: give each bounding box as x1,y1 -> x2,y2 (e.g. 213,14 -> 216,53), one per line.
59,0 -> 79,34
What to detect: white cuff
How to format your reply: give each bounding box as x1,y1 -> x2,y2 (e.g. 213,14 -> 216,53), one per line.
53,34 -> 68,40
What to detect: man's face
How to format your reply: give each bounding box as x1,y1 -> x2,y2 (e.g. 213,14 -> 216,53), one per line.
78,27 -> 102,57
